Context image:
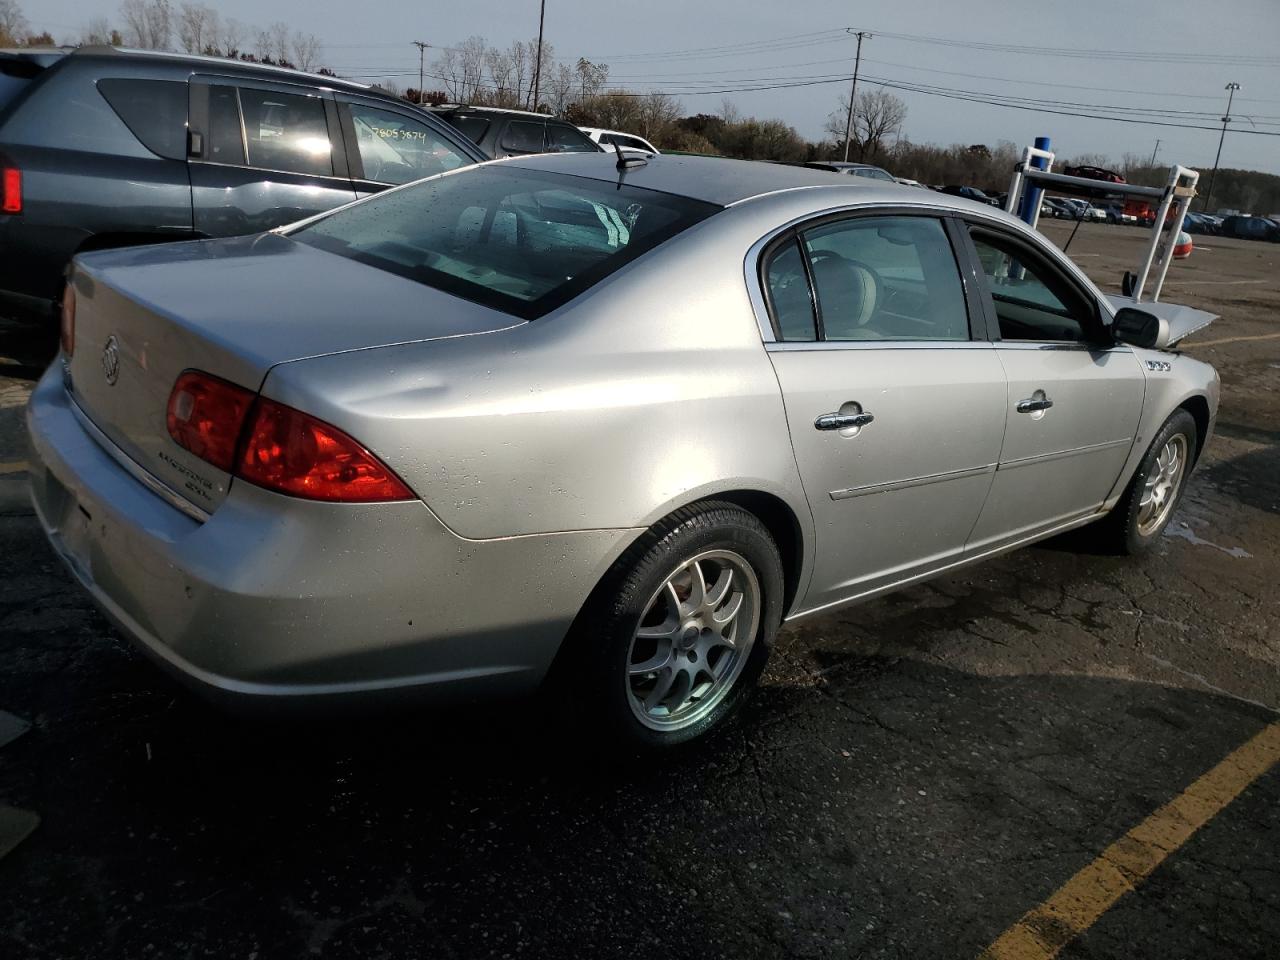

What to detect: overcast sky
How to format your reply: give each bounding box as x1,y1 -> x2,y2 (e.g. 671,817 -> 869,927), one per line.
28,0 -> 1280,175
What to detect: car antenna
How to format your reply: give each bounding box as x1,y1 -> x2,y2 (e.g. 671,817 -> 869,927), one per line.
613,140 -> 646,172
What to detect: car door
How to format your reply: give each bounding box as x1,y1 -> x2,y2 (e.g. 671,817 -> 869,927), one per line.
761,213 -> 1007,611
335,96 -> 479,199
187,77 -> 356,236
961,223 -> 1145,549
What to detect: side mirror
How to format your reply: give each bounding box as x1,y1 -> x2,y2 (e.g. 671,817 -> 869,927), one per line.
1111,307 -> 1170,350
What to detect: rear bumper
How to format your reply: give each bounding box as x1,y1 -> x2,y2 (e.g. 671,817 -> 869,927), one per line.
26,364 -> 635,708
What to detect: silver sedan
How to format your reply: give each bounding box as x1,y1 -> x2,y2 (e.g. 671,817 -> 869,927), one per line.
27,154 -> 1219,746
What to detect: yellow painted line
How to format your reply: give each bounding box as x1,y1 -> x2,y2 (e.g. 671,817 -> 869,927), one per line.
1183,331 -> 1280,348
978,721 -> 1280,960
0,461 -> 28,475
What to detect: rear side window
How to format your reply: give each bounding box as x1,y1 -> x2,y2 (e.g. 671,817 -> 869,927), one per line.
500,120 -> 545,154
97,79 -> 188,161
206,85 -> 245,164
763,216 -> 969,341
447,115 -> 490,144
238,88 -> 333,177
294,166 -> 719,319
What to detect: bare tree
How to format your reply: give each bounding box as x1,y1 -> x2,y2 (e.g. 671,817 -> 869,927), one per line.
458,35 -> 487,103
81,17 -> 119,45
217,17 -> 243,57
0,0 -> 28,46
634,92 -> 682,140
826,89 -> 906,161
291,31 -> 320,72
267,21 -> 289,62
508,40 -> 529,107
545,62 -> 575,115
575,58 -> 608,100
177,2 -> 217,54
120,0 -> 172,50
526,36 -> 555,109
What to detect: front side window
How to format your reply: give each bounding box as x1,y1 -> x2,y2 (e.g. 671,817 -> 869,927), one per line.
969,232 -> 1097,342
293,166 -> 718,319
763,217 -> 969,342
238,87 -> 333,177
348,103 -> 470,185
500,120 -> 545,154
546,123 -> 601,153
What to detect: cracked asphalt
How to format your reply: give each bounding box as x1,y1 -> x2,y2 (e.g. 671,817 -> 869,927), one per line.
1,224 -> 1278,959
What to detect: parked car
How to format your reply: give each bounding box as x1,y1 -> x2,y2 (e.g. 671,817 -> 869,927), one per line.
1104,203 -> 1137,225
804,161 -> 897,182
430,105 -> 601,159
30,154 -> 1219,747
1042,197 -> 1073,218
0,46 -> 486,331
580,126 -> 659,154
939,184 -> 1000,207
1058,198 -> 1107,222
1220,215 -> 1280,242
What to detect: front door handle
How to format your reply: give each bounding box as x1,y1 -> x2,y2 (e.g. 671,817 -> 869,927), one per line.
1016,397 -> 1054,413
815,411 -> 875,431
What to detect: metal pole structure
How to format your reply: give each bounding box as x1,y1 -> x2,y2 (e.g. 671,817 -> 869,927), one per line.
412,41 -> 428,103
532,0 -> 547,111
1201,82 -> 1239,212
1018,135 -> 1051,226
1149,139 -> 1161,166
841,31 -> 869,163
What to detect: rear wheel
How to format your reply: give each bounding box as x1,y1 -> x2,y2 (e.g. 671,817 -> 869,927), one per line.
568,501 -> 783,748
1100,409 -> 1196,554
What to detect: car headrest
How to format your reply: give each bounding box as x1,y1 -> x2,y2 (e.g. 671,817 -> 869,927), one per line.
810,256 -> 878,336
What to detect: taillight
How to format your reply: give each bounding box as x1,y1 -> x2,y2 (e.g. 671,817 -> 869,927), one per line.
166,370 -> 414,503
238,398 -> 414,503
166,371 -> 255,471
1,167 -> 20,214
60,282 -> 76,358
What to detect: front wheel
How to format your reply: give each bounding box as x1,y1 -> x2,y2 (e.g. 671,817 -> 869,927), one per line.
1100,409 -> 1197,554
568,501 -> 784,748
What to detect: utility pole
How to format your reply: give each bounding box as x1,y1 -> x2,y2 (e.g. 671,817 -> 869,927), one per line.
532,0 -> 547,110
412,41 -> 428,104
1148,138 -> 1161,167
1202,82 -> 1240,213
841,30 -> 870,163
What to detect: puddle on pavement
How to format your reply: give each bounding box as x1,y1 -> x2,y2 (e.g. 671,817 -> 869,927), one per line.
1164,522 -> 1252,558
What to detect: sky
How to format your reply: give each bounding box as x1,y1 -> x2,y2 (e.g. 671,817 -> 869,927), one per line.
26,0 -> 1280,175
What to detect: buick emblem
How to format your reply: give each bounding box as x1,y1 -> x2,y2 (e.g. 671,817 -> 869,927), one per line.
101,335 -> 120,386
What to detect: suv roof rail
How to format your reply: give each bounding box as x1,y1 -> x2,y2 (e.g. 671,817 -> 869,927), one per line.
67,44 -> 374,92
431,103 -> 553,119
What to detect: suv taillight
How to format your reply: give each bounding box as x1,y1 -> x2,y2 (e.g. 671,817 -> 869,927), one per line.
166,371 -> 413,503
1,167 -> 20,214
60,282 -> 76,357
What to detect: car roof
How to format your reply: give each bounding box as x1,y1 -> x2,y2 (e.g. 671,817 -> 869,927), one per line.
432,105 -> 555,120
67,45 -> 378,94
503,152 -> 951,208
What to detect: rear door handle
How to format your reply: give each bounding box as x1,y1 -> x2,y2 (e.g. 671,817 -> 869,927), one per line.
1016,397 -> 1054,413
815,411 -> 874,431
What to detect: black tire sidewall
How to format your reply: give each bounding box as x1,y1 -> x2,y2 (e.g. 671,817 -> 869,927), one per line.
579,502 -> 784,749
1116,409 -> 1197,554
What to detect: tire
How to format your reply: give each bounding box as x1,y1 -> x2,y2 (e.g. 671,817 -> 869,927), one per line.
1099,409 -> 1197,555
563,501 -> 784,749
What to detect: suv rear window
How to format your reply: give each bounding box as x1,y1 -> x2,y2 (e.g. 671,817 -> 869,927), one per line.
294,166 -> 718,319
446,115 -> 490,144
98,79 -> 188,160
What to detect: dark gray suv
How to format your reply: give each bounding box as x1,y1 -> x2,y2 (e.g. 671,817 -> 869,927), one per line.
0,46 -> 487,329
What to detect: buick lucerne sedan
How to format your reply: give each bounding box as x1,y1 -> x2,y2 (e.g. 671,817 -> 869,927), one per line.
28,154 -> 1219,746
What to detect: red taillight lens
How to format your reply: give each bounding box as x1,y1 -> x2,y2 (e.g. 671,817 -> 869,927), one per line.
60,282 -> 75,357
1,167 -> 21,214
238,398 -> 413,503
166,370 -> 256,472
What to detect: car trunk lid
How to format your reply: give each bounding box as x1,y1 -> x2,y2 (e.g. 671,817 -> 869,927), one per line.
66,232 -> 522,514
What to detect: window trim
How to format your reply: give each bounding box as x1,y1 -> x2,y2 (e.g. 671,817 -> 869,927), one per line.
753,207 -> 982,347
961,220 -> 1109,346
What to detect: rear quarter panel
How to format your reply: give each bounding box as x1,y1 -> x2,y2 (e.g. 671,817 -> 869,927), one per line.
259,213 -> 812,549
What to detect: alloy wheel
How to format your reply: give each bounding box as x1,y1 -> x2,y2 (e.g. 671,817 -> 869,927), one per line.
1136,434 -> 1188,536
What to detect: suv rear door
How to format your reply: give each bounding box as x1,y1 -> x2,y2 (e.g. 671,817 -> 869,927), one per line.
187,76 -> 356,236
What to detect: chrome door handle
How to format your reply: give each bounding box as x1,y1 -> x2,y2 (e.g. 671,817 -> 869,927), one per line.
1016,397 -> 1054,413
815,412 -> 874,431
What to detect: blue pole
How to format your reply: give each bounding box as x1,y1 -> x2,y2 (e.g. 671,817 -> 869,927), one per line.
1020,135 -> 1051,225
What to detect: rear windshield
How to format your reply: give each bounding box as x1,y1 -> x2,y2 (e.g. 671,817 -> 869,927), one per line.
293,166 -> 718,319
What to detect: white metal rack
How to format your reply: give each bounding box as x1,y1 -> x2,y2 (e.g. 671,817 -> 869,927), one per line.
1003,146 -> 1199,303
